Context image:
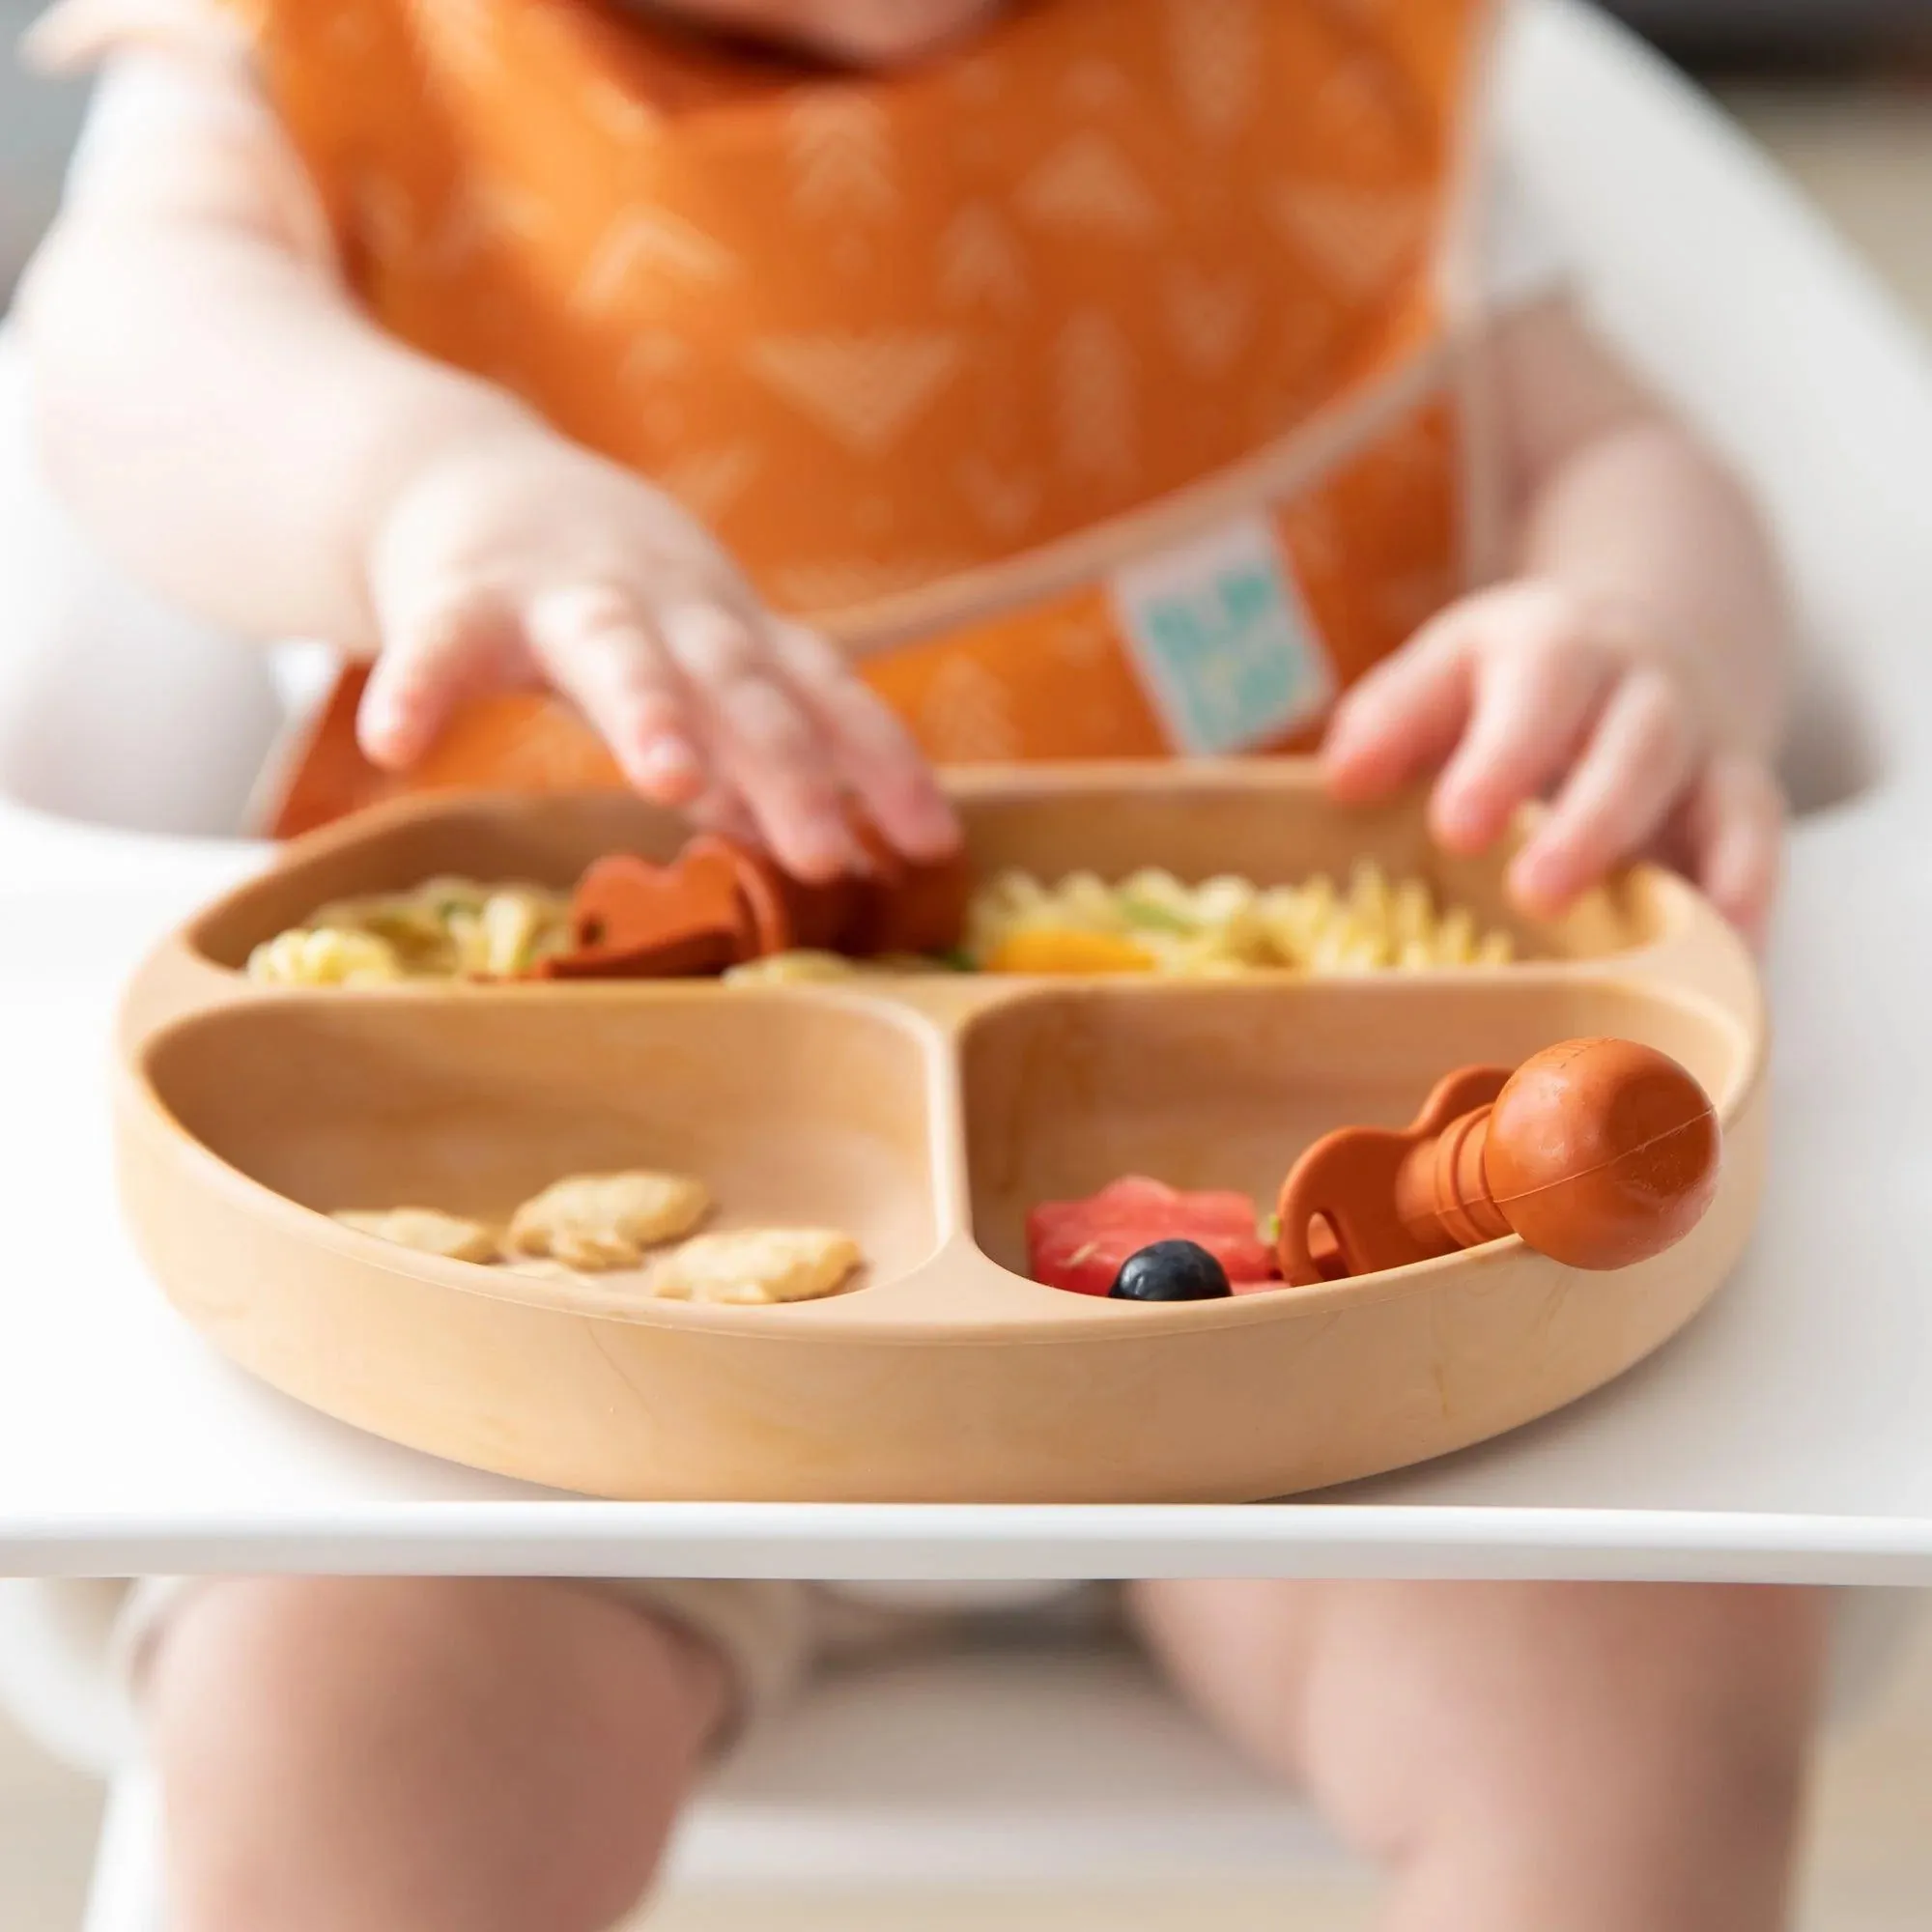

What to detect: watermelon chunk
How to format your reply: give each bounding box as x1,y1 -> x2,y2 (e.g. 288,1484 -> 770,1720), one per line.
1025,1177 -> 1277,1297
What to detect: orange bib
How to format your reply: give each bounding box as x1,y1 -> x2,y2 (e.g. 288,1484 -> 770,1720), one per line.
239,0 -> 1498,835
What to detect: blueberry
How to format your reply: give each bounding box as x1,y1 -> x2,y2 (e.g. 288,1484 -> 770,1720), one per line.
1108,1240 -> 1233,1302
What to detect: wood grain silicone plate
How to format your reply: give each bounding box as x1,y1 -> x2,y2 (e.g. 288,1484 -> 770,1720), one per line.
115,763 -> 1767,1502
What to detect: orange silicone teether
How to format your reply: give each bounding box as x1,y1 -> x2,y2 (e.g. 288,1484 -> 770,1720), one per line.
684,836 -> 798,962
840,822 -> 974,959
537,849 -> 750,980
1276,1038 -> 1722,1288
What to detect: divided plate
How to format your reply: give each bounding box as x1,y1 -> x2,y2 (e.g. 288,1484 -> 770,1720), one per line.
115,764 -> 1768,1502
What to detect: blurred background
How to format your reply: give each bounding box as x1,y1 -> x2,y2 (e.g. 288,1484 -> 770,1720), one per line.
1,2 -> 1930,1927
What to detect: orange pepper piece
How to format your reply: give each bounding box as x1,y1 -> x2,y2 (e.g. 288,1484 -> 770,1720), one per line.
985,929 -> 1156,976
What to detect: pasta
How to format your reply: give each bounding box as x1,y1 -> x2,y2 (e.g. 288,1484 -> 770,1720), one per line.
249,864 -> 1516,988
721,950 -> 950,986
967,862 -> 1516,978
723,950 -> 877,986
246,877 -> 574,986
246,926 -> 407,988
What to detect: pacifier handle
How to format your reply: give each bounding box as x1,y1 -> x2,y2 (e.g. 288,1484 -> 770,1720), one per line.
1276,1039 -> 1722,1288
536,816 -> 969,980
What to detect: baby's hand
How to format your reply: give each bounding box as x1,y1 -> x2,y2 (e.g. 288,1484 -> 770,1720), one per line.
359,424 -> 958,880
1321,581 -> 1785,941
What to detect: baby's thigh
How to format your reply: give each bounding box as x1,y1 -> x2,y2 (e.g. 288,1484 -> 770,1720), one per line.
144,1578 -> 732,1919
144,1574 -> 736,1768
1131,1579 -> 1829,1844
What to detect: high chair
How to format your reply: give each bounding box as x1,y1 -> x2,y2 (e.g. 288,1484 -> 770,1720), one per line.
0,2 -> 1929,1924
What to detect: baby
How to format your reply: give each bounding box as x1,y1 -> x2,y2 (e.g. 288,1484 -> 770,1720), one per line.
18,2 -> 1823,1929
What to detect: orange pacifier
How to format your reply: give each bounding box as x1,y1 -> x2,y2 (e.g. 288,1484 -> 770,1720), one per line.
1276,1038 -> 1722,1287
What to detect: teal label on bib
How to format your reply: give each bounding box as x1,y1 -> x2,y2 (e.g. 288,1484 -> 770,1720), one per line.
1112,517 -> 1334,755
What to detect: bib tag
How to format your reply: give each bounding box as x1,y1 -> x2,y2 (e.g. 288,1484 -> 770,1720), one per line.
1110,515 -> 1334,755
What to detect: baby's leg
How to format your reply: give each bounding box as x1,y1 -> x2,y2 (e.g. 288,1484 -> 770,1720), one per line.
1132,1579 -> 1828,1932
146,1577 -> 729,1932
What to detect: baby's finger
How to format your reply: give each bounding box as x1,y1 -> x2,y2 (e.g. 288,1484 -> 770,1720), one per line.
771,624 -> 959,861
661,605 -> 866,881
360,586 -> 519,770
1681,753 -> 1786,947
1431,639 -> 1615,854
683,781 -> 765,850
1508,668 -> 1694,916
525,585 -> 707,806
1321,629 -> 1471,805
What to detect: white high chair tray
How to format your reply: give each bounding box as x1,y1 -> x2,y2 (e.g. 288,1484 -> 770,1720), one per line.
1,0 -> 1930,1585
0,788 -> 1926,1588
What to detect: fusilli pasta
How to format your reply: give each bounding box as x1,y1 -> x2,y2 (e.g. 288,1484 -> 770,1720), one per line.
966,862 -> 1516,977
246,877 -> 574,985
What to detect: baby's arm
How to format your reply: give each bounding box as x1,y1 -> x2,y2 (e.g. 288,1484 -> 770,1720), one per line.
19,35 -> 954,877
20,39 -> 526,651
1323,299 -> 1793,938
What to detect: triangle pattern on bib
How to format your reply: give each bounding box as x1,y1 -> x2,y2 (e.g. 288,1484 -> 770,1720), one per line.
749,332 -> 965,455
